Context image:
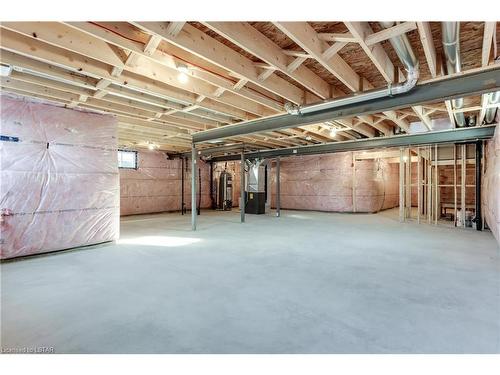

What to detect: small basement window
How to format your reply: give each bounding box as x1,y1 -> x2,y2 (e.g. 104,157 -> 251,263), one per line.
118,150 -> 137,169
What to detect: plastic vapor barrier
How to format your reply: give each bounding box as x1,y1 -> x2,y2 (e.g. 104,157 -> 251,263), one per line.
483,124 -> 500,246
0,94 -> 119,259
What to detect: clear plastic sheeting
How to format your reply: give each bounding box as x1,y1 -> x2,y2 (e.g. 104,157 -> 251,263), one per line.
483,125 -> 500,246
269,153 -> 399,213
0,94 -> 119,259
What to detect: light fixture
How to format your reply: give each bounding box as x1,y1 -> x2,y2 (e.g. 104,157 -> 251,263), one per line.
403,155 -> 408,162
178,72 -> 189,83
147,142 -> 158,150
0,64 -> 12,77
176,62 -> 190,83
330,128 -> 338,137
305,135 -> 312,141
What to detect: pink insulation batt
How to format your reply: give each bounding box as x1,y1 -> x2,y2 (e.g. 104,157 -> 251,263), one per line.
0,95 -> 120,259
269,153 -> 399,213
120,150 -> 211,216
483,125 -> 500,246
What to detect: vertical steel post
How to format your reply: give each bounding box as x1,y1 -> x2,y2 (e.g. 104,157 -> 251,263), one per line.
453,144 -> 457,226
276,157 -> 281,217
240,151 -> 245,223
399,147 -> 405,222
434,143 -> 438,225
417,147 -> 421,224
191,145 -> 197,231
475,141 -> 483,230
461,144 -> 466,228
181,157 -> 185,215
406,147 -> 411,219
352,152 -> 357,213
427,145 -> 432,224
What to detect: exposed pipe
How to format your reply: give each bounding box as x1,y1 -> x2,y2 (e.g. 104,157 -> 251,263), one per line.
485,89 -> 499,123
192,68 -> 500,143
441,22 -> 466,127
284,28 -> 419,116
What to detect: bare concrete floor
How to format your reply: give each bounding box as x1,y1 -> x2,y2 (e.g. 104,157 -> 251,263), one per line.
1,209 -> 499,353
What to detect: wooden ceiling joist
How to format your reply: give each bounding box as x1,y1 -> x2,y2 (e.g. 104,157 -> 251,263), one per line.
0,21 -> 493,152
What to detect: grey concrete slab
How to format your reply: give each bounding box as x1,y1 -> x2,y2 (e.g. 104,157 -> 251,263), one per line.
1,209 -> 499,353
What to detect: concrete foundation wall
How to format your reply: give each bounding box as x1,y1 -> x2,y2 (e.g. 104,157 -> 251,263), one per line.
268,152 -> 399,213
120,151 -> 211,216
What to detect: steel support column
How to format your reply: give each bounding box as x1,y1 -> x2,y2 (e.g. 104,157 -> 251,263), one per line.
240,152 -> 245,223
191,145 -> 197,231
276,157 -> 281,217
475,141 -> 483,231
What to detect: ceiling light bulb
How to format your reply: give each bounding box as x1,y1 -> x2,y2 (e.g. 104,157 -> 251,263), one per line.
403,156 -> 408,162
178,72 -> 189,83
330,129 -> 337,137
148,143 -> 156,150
0,64 -> 12,77
177,64 -> 189,74
305,136 -> 312,141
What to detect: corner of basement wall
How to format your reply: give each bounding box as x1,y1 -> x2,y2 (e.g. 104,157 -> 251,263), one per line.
482,123 -> 500,247
267,152 -> 399,213
119,150 -> 211,216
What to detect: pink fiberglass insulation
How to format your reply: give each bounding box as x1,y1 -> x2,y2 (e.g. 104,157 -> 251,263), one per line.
269,152 -> 399,213
120,150 -> 211,216
483,125 -> 500,246
0,94 -> 119,259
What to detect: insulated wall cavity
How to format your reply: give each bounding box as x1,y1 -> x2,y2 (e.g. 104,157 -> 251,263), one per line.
483,125 -> 500,246
0,95 -> 119,259
269,152 -> 399,213
120,151 -> 211,216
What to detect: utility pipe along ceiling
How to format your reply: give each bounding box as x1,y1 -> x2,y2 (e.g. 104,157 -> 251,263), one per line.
192,67 -> 500,144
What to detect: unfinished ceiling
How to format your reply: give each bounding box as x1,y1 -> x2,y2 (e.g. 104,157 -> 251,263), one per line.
0,21 -> 498,152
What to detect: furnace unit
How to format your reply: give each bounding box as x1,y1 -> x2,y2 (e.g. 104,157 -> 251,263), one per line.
245,160 -> 267,214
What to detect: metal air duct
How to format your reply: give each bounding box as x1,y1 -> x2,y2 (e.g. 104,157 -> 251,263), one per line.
441,22 -> 466,127
284,26 -> 420,116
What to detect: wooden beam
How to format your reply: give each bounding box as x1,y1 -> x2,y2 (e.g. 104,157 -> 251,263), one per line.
343,22 -> 418,132
274,22 -> 361,92
65,21 -> 283,112
412,105 -> 433,131
0,26 -> 267,120
344,22 -> 396,83
133,22 -> 306,104
164,22 -> 186,38
203,22 -> 331,100
416,22 -> 437,78
365,22 -> 417,46
481,22 -> 496,67
317,32 -> 357,43
143,34 -> 163,55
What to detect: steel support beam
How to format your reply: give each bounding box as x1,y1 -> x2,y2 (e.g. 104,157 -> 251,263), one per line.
193,67 -> 500,143
191,145 -> 197,231
210,125 -> 496,162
